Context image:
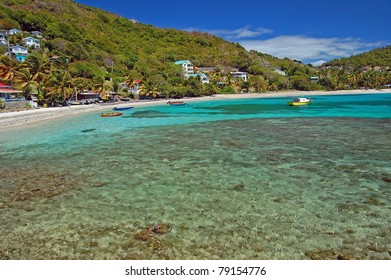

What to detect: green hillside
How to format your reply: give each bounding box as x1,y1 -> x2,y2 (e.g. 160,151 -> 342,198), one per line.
1,0 -> 389,106
324,46 -> 391,69
0,0 -> 258,75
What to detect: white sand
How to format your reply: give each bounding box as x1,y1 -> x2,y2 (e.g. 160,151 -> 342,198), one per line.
1,89 -> 390,129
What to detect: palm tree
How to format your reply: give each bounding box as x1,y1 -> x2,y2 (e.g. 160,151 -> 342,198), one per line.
18,50 -> 51,103
0,55 -> 17,83
138,79 -> 160,99
13,67 -> 35,98
46,70 -> 73,103
92,76 -> 106,95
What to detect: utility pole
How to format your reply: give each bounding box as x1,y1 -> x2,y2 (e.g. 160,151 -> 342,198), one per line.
7,37 -> 11,58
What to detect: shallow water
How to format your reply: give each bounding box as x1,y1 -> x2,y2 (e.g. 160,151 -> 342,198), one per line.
1,94 -> 391,259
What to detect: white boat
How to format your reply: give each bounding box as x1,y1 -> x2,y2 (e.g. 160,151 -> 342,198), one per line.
288,97 -> 312,106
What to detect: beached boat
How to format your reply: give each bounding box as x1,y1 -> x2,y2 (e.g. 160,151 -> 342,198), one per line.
167,101 -> 186,106
100,112 -> 123,117
288,97 -> 312,106
113,106 -> 133,111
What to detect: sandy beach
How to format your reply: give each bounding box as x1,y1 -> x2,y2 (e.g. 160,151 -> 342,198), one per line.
1,89 -> 390,129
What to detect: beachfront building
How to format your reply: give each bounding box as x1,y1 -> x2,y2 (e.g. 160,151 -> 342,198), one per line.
22,36 -> 41,48
310,76 -> 319,83
175,60 -> 194,78
230,71 -> 248,82
77,92 -> 100,104
0,82 -> 23,100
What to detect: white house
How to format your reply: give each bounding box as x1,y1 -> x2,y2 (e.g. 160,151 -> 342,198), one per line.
8,29 -> 22,35
175,60 -> 194,78
274,68 -> 287,76
8,45 -> 28,54
30,31 -> 42,38
0,34 -> 7,45
231,71 -> 248,82
310,76 -> 319,83
7,45 -> 29,62
189,73 -> 209,84
23,36 -> 41,48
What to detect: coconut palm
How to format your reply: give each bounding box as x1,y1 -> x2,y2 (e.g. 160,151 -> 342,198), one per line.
18,50 -> 51,102
46,70 -> 73,103
0,55 -> 17,83
92,76 -> 107,95
138,79 -> 160,99
13,67 -> 35,98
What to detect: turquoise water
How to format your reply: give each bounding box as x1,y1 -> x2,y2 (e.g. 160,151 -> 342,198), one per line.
1,93 -> 391,259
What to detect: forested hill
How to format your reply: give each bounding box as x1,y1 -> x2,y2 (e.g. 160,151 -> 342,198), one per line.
2,0 -> 389,102
324,46 -> 391,69
0,0 -> 260,75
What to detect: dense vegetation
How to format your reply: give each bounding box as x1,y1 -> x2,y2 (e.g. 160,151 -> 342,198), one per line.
324,46 -> 391,68
0,0 -> 390,106
317,46 -> 391,90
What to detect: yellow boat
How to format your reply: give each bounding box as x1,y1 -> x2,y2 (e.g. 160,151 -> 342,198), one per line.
288,97 -> 312,106
100,112 -> 123,117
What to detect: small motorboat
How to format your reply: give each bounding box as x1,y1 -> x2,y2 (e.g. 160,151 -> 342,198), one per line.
288,97 -> 312,106
100,112 -> 123,117
167,101 -> 186,106
113,106 -> 134,111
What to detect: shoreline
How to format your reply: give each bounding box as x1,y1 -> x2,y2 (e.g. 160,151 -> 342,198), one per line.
1,89 -> 390,129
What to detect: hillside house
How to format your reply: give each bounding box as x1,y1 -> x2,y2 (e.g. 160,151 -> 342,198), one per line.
175,60 -> 194,78
197,66 -> 216,73
188,73 -> 209,84
23,36 -> 41,48
8,29 -> 22,35
274,68 -> 287,76
0,33 -> 7,45
231,71 -> 248,82
7,45 -> 29,62
31,31 -> 42,38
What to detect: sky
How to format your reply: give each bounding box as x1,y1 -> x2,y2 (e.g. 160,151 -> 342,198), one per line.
75,0 -> 391,65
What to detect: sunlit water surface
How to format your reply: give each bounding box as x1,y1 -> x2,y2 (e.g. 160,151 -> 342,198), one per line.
1,94 -> 390,259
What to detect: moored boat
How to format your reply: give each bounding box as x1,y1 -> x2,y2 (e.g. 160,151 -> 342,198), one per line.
288,97 -> 312,106
167,101 -> 186,106
100,112 -> 123,117
113,106 -> 134,111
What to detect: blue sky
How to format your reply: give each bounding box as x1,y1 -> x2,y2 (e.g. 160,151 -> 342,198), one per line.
75,0 -> 390,65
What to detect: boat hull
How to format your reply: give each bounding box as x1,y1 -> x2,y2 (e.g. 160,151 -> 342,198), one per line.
288,102 -> 311,106
113,107 -> 133,111
100,112 -> 123,117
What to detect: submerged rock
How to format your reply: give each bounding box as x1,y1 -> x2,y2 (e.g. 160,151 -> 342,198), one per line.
233,183 -> 245,191
134,223 -> 171,242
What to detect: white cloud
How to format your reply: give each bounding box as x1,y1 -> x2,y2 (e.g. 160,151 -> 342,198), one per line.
238,35 -> 386,64
184,26 -> 387,64
311,60 -> 327,66
211,27 -> 273,39
186,26 -> 273,40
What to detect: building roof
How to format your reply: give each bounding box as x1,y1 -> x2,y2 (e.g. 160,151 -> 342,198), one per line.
175,60 -> 192,65
0,89 -> 23,93
0,82 -> 11,88
23,36 -> 41,42
9,45 -> 28,50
